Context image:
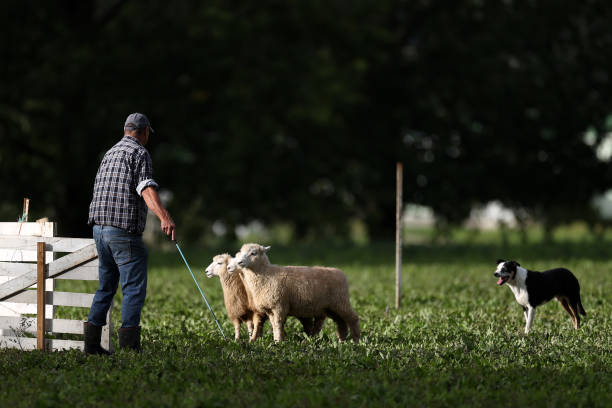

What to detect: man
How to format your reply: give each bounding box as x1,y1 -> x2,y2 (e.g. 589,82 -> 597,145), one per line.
85,112 -> 176,354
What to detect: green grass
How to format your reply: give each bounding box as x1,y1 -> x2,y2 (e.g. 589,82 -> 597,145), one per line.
2,231 -> 612,407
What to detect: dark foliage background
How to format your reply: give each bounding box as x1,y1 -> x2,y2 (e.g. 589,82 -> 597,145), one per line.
1,0 -> 611,240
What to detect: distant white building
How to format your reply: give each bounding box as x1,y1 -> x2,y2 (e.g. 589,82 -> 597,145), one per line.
465,201 -> 517,229
593,191 -> 612,220
402,204 -> 435,227
585,128 -> 612,220
403,201 -> 517,230
404,195 -> 612,229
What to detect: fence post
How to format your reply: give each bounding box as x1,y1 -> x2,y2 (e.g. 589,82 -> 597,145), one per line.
37,241 -> 46,351
395,162 -> 403,309
22,198 -> 30,222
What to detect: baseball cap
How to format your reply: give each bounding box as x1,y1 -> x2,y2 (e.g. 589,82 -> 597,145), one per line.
124,112 -> 155,133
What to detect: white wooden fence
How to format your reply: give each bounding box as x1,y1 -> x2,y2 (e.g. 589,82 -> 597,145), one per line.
0,222 -> 112,352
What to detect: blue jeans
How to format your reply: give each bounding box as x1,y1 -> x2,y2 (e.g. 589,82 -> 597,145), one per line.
88,225 -> 148,328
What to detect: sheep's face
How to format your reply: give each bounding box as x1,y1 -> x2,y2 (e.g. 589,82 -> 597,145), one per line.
205,254 -> 229,278
236,243 -> 271,270
226,254 -> 240,274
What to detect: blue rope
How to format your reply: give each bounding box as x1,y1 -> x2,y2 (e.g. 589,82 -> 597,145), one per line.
175,242 -> 226,340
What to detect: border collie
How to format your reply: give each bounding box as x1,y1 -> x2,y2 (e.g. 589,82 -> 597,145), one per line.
494,260 -> 586,334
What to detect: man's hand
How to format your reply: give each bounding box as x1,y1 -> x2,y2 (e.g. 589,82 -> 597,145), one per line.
142,187 -> 177,241
161,216 -> 176,241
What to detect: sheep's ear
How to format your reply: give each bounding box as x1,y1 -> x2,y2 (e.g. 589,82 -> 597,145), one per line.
496,259 -> 505,265
263,246 -> 271,253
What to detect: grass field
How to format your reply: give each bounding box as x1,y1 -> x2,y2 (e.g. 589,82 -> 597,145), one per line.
2,228 -> 612,407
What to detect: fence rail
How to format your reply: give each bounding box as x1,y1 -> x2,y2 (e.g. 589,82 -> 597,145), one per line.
0,259 -> 99,280
0,222 -> 112,352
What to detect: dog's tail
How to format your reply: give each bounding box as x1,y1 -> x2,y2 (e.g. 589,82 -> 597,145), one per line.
577,299 -> 586,316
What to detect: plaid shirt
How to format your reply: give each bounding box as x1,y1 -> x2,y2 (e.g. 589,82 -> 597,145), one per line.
88,136 -> 159,234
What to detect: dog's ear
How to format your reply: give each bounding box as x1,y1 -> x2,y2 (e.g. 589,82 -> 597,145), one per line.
496,259 -> 506,265
508,260 -> 520,269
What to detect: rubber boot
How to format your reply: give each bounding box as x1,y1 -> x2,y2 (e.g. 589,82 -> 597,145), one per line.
83,322 -> 111,355
118,326 -> 141,352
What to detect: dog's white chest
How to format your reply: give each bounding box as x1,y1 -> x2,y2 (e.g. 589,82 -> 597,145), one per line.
507,268 -> 530,307
509,285 -> 529,307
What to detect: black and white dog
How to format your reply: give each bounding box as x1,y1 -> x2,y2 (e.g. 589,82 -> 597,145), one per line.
494,260 -> 586,334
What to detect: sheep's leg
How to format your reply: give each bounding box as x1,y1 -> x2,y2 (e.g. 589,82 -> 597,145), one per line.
249,313 -> 265,342
345,311 -> 360,343
335,305 -> 360,343
311,315 -> 326,336
232,320 -> 241,341
335,320 -> 349,341
297,317 -> 314,336
327,310 -> 348,341
246,319 -> 255,338
270,311 -> 286,343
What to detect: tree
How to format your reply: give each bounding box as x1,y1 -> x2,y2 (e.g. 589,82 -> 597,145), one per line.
1,0 -> 611,241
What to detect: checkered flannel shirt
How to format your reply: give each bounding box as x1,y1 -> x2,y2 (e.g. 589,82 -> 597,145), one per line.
88,136 -> 159,234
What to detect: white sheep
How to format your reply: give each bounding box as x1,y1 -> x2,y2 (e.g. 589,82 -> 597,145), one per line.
205,253 -> 263,340
231,243 -> 360,343
206,253 -> 322,341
